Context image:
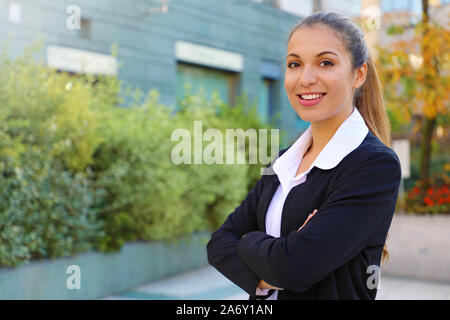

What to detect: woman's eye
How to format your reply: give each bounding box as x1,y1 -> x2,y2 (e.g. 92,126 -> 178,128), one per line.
320,60 -> 334,67
287,62 -> 299,68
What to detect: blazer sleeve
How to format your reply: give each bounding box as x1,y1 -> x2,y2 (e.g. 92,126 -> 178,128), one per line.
236,150 -> 402,293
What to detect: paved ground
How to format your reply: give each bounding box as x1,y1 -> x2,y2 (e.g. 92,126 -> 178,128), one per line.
101,264 -> 450,300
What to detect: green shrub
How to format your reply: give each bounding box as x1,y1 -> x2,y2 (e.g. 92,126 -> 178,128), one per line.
174,90 -> 277,228
0,43 -> 105,266
0,42 -> 102,173
90,89 -> 272,250
0,154 -> 103,268
0,41 -> 276,266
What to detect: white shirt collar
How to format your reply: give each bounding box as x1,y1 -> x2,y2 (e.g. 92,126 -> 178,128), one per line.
273,106 -> 369,194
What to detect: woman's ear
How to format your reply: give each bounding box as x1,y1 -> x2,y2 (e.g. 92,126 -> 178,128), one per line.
352,62 -> 368,90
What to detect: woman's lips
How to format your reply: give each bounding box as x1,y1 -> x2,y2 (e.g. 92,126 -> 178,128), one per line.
297,93 -> 326,107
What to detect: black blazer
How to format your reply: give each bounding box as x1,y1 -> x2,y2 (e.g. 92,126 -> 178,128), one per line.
206,130 -> 402,300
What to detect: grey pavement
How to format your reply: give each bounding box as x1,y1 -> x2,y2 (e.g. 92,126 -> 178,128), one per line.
102,264 -> 450,300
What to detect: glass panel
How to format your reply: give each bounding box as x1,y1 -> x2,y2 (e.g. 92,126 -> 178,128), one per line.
176,63 -> 231,107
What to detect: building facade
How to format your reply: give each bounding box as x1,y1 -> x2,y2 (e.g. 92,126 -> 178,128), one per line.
0,0 -> 311,147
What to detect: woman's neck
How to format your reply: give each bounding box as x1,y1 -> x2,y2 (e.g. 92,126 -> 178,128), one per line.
309,105 -> 354,154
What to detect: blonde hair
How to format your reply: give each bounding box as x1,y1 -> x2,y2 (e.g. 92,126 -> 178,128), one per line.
289,12 -> 392,264
356,55 -> 392,264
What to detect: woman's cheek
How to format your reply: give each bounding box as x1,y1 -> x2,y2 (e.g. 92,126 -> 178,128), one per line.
284,71 -> 297,87
284,77 -> 291,94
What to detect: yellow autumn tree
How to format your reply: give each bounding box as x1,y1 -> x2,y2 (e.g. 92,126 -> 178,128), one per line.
376,3 -> 449,192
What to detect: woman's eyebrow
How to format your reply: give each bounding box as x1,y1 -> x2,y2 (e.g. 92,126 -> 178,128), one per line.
286,51 -> 339,59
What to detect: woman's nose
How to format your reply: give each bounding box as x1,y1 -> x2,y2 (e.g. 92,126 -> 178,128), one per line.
299,66 -> 317,87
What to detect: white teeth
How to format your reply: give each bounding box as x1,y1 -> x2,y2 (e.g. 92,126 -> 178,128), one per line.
300,93 -> 323,100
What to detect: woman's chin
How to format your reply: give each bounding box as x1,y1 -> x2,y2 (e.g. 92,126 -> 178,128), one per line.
293,111 -> 321,123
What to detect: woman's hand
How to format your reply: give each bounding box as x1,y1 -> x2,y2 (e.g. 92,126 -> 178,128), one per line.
297,209 -> 318,231
257,279 -> 284,291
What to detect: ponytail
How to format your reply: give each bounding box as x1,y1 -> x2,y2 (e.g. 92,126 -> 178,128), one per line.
355,55 -> 392,264
354,55 -> 392,148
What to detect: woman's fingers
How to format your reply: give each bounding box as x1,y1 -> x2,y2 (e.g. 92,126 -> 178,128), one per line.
268,286 -> 284,290
297,209 -> 318,231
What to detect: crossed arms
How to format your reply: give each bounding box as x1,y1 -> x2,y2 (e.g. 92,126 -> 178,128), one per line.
206,151 -> 401,295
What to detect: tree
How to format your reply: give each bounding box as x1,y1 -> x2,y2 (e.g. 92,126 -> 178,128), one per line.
376,0 -> 449,192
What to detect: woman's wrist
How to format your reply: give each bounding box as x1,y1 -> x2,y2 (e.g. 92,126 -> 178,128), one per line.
257,280 -> 266,289
258,279 -> 274,289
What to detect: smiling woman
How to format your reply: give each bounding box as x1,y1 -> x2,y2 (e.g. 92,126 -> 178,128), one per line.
207,11 -> 401,301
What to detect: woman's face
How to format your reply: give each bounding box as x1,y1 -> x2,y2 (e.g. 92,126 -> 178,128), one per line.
284,25 -> 366,124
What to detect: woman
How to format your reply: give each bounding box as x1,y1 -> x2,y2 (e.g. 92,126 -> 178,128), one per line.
206,11 -> 402,300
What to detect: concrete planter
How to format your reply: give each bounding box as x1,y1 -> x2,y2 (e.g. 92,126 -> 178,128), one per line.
0,232 -> 211,299
381,213 -> 450,283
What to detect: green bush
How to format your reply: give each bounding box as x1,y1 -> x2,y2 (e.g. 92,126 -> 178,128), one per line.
0,154 -> 103,268
0,42 -> 102,173
0,43 -> 104,267
175,90 -> 278,226
0,42 -> 275,267
91,89 -> 273,250
403,144 -> 450,191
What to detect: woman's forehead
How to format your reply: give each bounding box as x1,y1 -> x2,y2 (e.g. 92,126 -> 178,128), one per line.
287,26 -> 346,57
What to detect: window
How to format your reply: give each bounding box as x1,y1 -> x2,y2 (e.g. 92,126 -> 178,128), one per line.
176,62 -> 240,108
382,0 -> 422,25
259,78 -> 278,124
381,0 -> 419,12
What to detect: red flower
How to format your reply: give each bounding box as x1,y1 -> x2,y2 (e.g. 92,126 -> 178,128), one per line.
424,196 -> 434,206
427,188 -> 434,196
413,187 -> 420,195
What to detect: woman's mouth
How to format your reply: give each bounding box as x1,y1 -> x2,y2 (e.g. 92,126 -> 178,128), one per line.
297,93 -> 326,107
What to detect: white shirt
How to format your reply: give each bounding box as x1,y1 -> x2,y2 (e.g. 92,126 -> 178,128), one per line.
255,106 -> 369,300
